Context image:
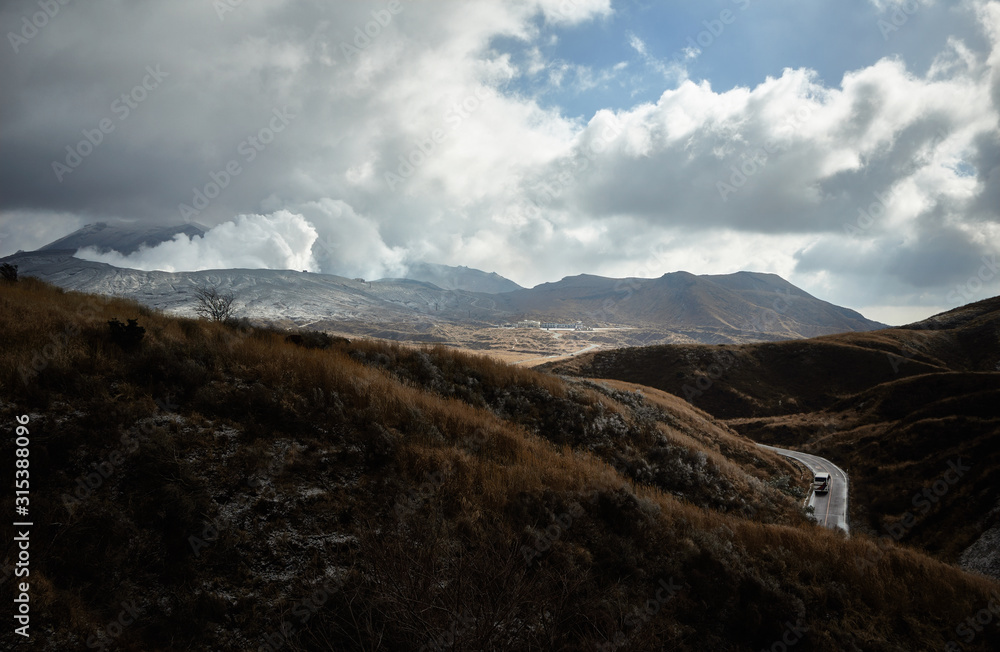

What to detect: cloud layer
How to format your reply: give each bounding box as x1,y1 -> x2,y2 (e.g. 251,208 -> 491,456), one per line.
2,0 -> 999,323
77,212 -> 319,273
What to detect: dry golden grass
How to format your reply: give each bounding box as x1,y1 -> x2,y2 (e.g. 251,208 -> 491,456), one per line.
545,299 -> 1000,570
3,280 -> 999,651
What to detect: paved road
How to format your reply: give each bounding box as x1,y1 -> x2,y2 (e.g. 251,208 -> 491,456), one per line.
514,343 -> 601,365
758,444 -> 850,535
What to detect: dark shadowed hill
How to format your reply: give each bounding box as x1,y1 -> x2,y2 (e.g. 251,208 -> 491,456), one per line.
38,221 -> 209,255
399,261 -> 524,293
493,270 -> 885,338
544,296 -> 1000,578
1,279 -> 998,651
544,296 -> 1000,419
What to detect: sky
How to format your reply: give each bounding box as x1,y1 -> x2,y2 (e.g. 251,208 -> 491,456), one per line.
1,0 -> 999,325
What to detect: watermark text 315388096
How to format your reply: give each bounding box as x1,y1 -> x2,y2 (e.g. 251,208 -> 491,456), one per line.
13,414 -> 33,639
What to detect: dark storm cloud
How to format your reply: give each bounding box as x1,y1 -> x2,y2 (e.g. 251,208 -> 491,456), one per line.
1,0 -> 998,324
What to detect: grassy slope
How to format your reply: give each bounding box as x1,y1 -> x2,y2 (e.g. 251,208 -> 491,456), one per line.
544,297 -> 1000,568
494,272 -> 882,338
732,373 -> 1000,562
544,296 -> 1000,419
1,279 -> 998,651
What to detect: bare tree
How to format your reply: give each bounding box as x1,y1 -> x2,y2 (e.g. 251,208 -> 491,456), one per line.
0,263 -> 18,283
193,284 -> 237,323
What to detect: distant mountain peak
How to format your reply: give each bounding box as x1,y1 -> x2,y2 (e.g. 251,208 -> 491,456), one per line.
8,231 -> 885,341
39,221 -> 208,256
398,262 -> 523,294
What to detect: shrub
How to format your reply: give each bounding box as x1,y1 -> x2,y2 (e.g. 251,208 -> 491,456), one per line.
193,285 -> 237,323
285,331 -> 345,349
108,318 -> 146,350
0,262 -> 17,282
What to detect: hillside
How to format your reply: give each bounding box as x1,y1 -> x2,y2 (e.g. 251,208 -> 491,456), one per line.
32,223 -> 524,296
492,271 -> 885,337
1,279 -> 998,651
400,262 -> 524,294
39,221 -> 209,256
5,229 -> 885,345
1,250 -> 497,325
544,296 -> 1000,418
544,296 -> 1000,577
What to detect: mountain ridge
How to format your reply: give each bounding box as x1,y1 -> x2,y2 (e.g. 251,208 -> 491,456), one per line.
1,225 -> 886,344
39,221 -> 210,255
397,261 -> 524,294
542,295 -> 1000,578
492,270 -> 885,336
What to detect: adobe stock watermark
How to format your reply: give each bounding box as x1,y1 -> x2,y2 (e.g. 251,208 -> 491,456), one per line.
520,495 -> 596,566
310,234 -> 336,268
684,0 -> 752,56
59,395 -> 174,516
884,318 -> 937,373
877,0 -> 925,41
385,86 -> 495,191
52,65 -> 169,183
596,577 -> 682,651
61,433 -> 141,515
681,289 -> 794,404
741,288 -> 794,335
340,0 -> 409,62
85,601 -> 144,651
18,293 -> 114,385
188,512 -> 234,558
179,106 -> 296,221
844,129 -> 946,238
417,612 -> 476,652
842,187 -> 900,237
946,255 -> 997,305
886,256 -> 996,374
516,114 -> 624,220
213,0 -> 244,21
883,457 -> 971,541
944,591 -> 1000,652
856,457 -> 971,572
759,619 -> 808,652
259,575 -> 345,652
394,469 -> 446,519
7,0 -> 75,54
580,240 -> 672,326
717,103 -> 813,202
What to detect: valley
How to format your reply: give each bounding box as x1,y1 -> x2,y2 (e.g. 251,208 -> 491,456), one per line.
545,296 -> 1000,577
6,3 -> 1000,648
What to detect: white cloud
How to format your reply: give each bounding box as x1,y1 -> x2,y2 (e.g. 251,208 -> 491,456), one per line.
524,47 -> 548,77
77,212 -> 319,273
3,0 -> 1000,326
627,31 -> 687,82
628,33 -> 648,56
869,0 -> 936,10
295,199 -> 408,280
0,210 -> 85,257
536,0 -> 613,26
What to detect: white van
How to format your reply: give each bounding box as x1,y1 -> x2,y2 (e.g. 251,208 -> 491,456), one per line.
813,472 -> 831,494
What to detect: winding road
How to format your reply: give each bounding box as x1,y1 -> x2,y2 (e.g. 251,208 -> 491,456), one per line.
514,342 -> 601,365
758,444 -> 850,535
